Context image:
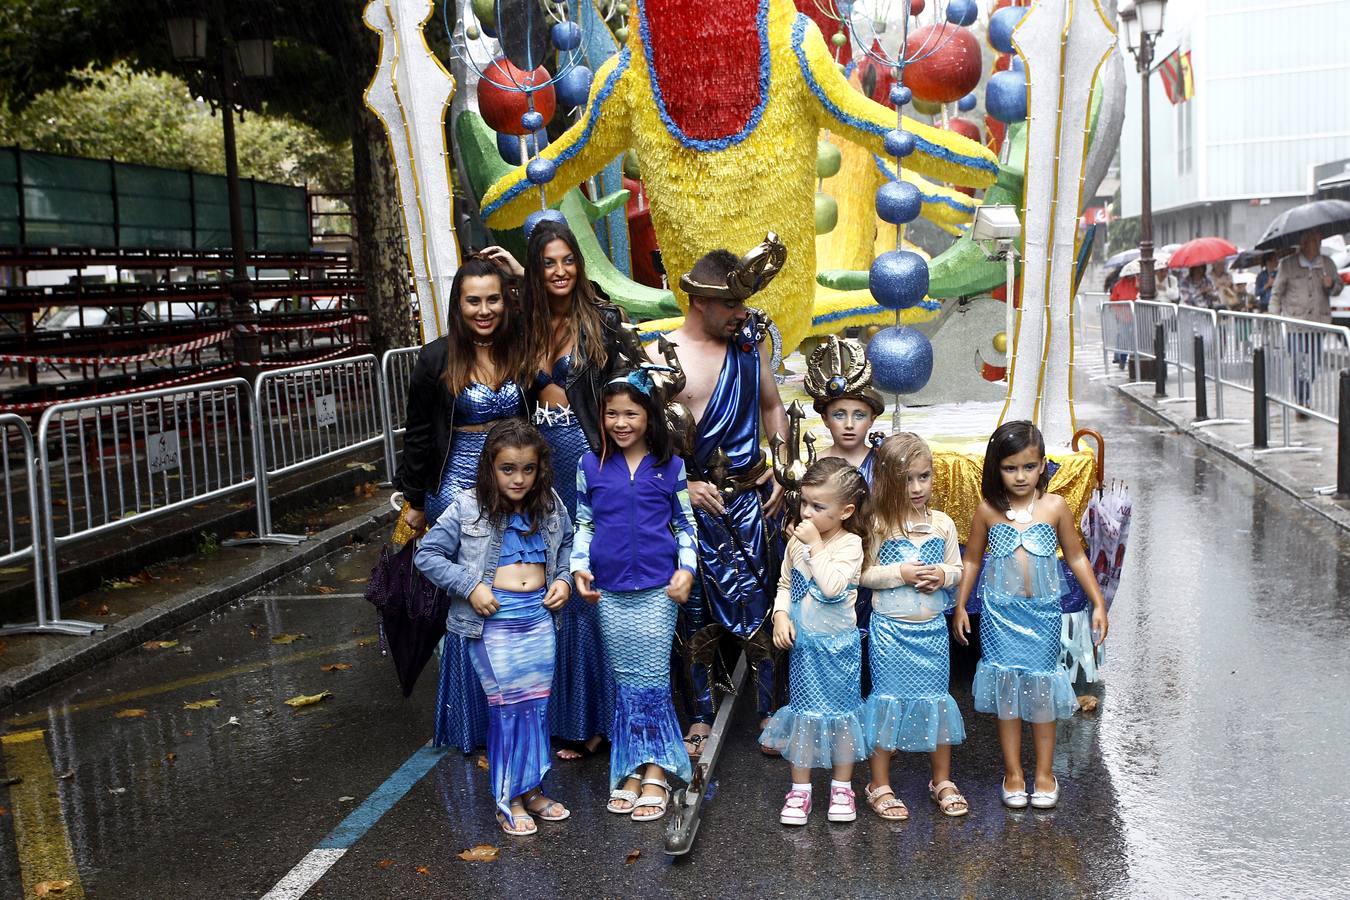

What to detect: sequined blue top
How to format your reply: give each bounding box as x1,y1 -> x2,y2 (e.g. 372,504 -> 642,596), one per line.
497,513 -> 547,567
983,522 -> 1062,600
453,380 -> 525,426
873,536 -> 953,618
534,354 -> 573,392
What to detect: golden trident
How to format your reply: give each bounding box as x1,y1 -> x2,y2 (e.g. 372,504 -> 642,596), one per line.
770,400 -> 817,527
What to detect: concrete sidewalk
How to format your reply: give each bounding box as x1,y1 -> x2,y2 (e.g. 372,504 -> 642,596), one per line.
1083,347 -> 1350,534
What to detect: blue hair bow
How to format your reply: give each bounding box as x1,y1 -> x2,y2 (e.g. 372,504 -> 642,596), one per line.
608,364 -> 674,397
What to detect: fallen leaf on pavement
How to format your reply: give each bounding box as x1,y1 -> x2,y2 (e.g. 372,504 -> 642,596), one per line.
475,756 -> 489,771
376,859 -> 394,870
0,566 -> 26,575
108,787 -> 126,795
142,640 -> 179,650
415,866 -> 430,876
457,845 -> 500,862
321,663 -> 352,672
316,586 -> 337,595
232,530 -> 254,540
284,691 -> 331,709
165,752 -> 176,764
182,698 -> 221,710
346,461 -> 378,472
221,716 -> 241,728
271,633 -> 306,644
95,605 -> 110,616
292,777 -> 307,783
349,577 -> 369,584
338,795 -> 355,802
34,880 -> 73,896
625,849 -> 641,865
1076,695 -> 1100,713
114,709 -> 148,719
56,772 -> 73,781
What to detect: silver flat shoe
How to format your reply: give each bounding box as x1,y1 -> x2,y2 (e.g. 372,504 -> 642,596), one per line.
1001,778 -> 1029,809
1030,777 -> 1060,809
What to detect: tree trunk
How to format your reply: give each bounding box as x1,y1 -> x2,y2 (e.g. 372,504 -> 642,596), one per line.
350,103 -> 417,355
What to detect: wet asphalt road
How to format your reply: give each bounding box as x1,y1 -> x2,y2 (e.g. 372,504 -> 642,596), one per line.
2,370 -> 1349,899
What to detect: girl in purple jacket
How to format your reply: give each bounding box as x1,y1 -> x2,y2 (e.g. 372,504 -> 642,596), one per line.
571,368 -> 697,822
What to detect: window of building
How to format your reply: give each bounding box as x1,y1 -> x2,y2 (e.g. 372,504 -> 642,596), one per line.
1176,101 -> 1193,176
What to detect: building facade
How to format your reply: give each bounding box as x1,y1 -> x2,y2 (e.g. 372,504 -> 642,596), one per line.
1118,0 -> 1350,249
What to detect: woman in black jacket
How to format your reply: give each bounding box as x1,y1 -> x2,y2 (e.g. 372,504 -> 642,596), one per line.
397,254 -> 528,753
481,222 -> 625,759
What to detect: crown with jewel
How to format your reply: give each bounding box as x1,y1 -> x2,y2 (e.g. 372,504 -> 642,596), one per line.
804,335 -> 884,417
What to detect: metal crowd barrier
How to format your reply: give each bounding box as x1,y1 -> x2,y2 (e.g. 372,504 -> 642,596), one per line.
1097,299 -> 1140,382
379,346 -> 420,480
253,354 -> 384,539
1076,291 -> 1107,347
1132,300 -> 1182,395
36,378 -> 257,618
0,415 -> 93,635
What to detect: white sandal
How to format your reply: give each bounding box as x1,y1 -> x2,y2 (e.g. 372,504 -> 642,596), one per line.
630,777 -> 670,822
607,773 -> 642,814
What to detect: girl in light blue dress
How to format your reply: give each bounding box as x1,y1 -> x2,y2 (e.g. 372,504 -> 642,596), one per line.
858,433 -> 967,821
952,421 -> 1109,811
759,458 -> 871,826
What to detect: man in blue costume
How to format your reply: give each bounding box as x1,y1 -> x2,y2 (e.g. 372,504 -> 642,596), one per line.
648,234 -> 790,756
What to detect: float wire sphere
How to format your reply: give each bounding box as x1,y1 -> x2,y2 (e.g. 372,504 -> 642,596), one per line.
869,249 -> 929,309
987,5 -> 1026,55
876,180 -> 923,227
524,207 -> 567,237
986,67 -> 1028,123
556,64 -> 594,109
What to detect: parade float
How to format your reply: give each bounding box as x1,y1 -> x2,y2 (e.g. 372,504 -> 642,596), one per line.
364,0 -> 1131,853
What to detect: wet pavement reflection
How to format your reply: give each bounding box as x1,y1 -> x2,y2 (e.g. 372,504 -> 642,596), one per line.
0,373 -> 1347,898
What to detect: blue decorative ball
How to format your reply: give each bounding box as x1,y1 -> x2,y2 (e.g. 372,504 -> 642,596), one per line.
524,208 -> 567,238
988,6 -> 1026,55
869,249 -> 930,311
520,110 -> 545,133
827,375 -> 847,396
481,22 -> 498,39
526,156 -> 557,186
884,128 -> 916,158
551,21 -> 582,51
958,92 -> 978,113
889,84 -> 913,107
556,65 -> 594,109
497,129 -> 548,166
945,0 -> 978,27
867,325 -> 934,394
1010,55 -> 1026,73
986,69 -> 1028,123
876,181 -> 923,226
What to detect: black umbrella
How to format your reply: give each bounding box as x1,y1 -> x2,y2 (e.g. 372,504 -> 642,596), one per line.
365,540 -> 450,697
1103,248 -> 1140,272
1254,199 -> 1350,250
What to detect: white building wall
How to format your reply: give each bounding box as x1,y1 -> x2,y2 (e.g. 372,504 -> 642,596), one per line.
1120,0 -> 1350,220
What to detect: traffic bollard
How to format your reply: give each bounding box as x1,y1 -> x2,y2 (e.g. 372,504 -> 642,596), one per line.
1154,323 -> 1167,398
1339,371 -> 1350,498
1253,347 -> 1268,450
1193,334 -> 1208,422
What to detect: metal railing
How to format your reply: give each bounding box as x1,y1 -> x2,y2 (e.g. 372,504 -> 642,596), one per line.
253,354 -> 383,538
380,347 -> 420,480
1097,299 -> 1140,382
1132,300 -> 1182,394
1076,291 -> 1107,347
36,378 -> 257,619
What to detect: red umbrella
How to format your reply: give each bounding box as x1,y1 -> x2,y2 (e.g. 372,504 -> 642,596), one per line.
1168,237 -> 1239,269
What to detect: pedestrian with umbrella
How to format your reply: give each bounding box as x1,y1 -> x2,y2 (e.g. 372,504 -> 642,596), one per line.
1270,230 -> 1343,413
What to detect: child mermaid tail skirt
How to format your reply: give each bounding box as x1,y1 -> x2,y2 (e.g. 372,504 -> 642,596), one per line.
540,415 -> 616,742
597,587 -> 692,789
974,589 -> 1077,723
468,588 -> 556,818
864,614 -> 965,753
758,628 -> 868,770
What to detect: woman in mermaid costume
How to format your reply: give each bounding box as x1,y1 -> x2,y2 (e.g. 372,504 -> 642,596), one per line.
952,421 -> 1108,811
398,256 -> 527,753
481,224 -> 624,759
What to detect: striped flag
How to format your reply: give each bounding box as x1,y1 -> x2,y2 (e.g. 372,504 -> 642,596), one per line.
1158,48 -> 1195,104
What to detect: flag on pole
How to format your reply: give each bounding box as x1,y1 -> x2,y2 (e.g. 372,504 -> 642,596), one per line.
1158,49 -> 1195,104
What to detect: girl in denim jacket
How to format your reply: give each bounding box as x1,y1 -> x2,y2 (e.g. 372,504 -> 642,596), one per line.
415,419 -> 574,836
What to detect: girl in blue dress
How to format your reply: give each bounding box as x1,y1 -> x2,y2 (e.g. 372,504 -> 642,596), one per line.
415,420 -> 574,836
483,224 -> 623,759
398,255 -> 527,753
759,458 -> 871,825
858,433 -> 967,820
571,369 -> 698,822
952,421 -> 1109,810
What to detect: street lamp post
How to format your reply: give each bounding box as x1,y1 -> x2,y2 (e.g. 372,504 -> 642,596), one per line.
1120,0 -> 1168,301
165,6 -> 272,380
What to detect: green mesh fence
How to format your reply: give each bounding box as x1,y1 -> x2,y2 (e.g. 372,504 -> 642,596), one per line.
0,147 -> 310,252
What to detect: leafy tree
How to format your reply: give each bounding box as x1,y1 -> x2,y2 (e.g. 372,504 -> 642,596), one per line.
0,63 -> 352,191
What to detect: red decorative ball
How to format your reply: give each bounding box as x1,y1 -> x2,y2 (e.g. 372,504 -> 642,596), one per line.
909,0 -> 926,14
944,116 -> 981,143
476,58 -> 556,136
856,39 -> 897,107
902,25 -> 983,103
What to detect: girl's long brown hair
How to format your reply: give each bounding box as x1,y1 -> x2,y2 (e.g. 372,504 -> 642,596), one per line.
800,457 -> 870,540
522,222 -> 608,373
441,256 -> 528,396
868,432 -> 933,562
474,418 -> 555,535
